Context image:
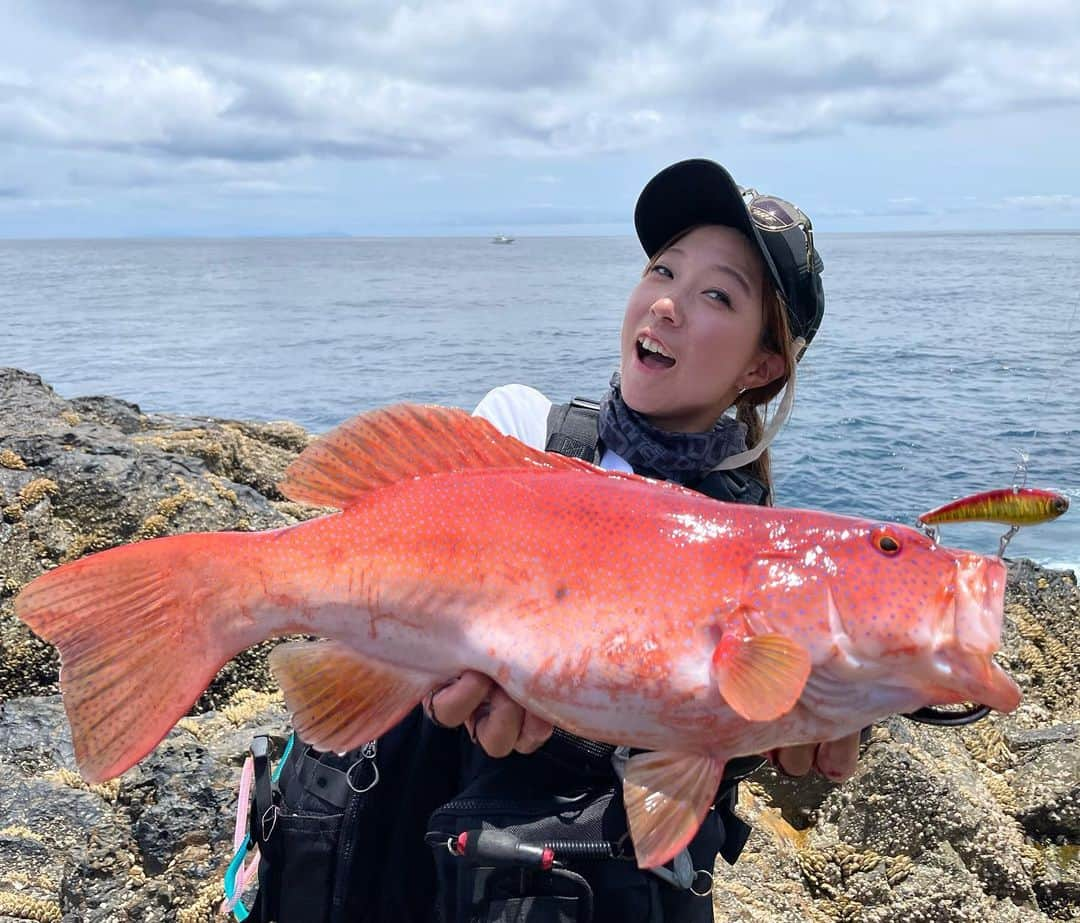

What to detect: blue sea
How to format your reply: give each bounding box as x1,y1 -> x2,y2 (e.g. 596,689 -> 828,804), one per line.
1,233 -> 1077,570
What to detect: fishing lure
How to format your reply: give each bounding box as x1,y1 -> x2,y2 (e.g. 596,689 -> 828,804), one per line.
918,487 -> 1069,528
908,485 -> 1068,724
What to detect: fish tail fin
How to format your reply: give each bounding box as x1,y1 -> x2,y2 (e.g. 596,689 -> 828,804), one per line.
14,532 -> 260,782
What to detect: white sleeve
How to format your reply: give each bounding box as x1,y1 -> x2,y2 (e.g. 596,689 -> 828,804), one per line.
472,384 -> 552,450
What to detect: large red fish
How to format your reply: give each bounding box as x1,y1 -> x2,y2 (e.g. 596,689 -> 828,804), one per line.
14,404 -> 1020,868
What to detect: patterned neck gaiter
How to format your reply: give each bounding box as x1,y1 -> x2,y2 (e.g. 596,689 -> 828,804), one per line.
596,372 -> 747,485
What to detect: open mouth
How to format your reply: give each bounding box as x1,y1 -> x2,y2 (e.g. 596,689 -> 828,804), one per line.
636,335 -> 676,369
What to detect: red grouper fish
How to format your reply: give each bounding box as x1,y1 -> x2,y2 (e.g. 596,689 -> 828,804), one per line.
14,404 -> 1021,869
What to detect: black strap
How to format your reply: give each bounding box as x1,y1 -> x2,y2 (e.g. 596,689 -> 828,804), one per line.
538,728 -> 617,776
250,735 -> 277,845
695,467 -> 769,507
545,398 -> 603,463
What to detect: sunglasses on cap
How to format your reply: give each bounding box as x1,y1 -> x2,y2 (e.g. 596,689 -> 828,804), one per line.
740,187 -> 815,279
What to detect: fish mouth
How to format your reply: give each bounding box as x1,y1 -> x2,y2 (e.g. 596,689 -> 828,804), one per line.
918,658 -> 1020,718
972,659 -> 1022,713
926,553 -> 1019,715
636,331 -> 676,369
952,552 -> 1007,652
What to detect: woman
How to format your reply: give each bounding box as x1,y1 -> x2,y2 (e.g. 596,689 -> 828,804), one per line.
252,159 -> 859,923
434,158 -> 856,779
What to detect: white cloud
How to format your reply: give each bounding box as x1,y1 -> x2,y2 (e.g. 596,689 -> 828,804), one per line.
1,0 -> 1078,207
0,193 -> 93,210
1004,194 -> 1080,210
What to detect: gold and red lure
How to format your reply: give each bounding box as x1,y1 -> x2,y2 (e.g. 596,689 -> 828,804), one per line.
918,487 -> 1070,528
917,487 -> 1070,557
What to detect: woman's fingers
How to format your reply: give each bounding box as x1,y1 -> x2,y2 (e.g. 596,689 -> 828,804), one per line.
427,671 -> 492,727
768,732 -> 863,781
813,732 -> 861,782
427,672 -> 554,757
771,742 -> 816,777
516,711 -> 556,754
466,686 -> 523,758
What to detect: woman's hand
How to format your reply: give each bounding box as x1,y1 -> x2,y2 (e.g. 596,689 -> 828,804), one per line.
425,671 -> 555,757
766,731 -> 862,782
429,673 -> 862,779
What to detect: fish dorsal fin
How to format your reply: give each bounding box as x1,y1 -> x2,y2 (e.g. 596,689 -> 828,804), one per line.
279,403 -> 594,508
712,632 -> 811,722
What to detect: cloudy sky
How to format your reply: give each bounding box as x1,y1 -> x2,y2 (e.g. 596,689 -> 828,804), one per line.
1,0 -> 1078,237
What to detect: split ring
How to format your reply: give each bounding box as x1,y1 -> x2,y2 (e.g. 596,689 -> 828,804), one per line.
690,868 -> 713,897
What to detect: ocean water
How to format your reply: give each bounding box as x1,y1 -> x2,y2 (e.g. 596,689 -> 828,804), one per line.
1,233 -> 1077,570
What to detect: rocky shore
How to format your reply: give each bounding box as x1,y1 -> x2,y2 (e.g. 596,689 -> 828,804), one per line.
0,368 -> 1076,922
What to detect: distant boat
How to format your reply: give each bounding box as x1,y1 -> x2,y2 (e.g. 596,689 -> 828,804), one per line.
491,234 -> 515,244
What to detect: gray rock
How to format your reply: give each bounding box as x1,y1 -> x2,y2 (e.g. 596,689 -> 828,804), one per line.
68,394 -> 146,434
0,695 -> 77,772
1006,724 -> 1079,754
0,755 -> 134,923
125,733 -> 234,876
0,690 -> 288,922
1011,739 -> 1080,841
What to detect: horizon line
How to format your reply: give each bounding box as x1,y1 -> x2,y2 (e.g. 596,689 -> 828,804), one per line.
3,227 -> 1080,243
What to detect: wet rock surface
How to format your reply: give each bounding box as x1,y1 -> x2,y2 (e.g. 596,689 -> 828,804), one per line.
1,369 -> 1077,921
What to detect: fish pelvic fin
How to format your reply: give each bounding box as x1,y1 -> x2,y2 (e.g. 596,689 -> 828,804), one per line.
13,532 -> 258,783
270,640 -> 439,753
712,632 -> 812,722
623,751 -> 724,869
278,403 -> 594,508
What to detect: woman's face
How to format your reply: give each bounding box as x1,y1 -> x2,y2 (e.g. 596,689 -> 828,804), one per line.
619,224 -> 784,433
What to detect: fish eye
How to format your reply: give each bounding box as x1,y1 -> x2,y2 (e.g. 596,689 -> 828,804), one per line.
871,529 -> 901,556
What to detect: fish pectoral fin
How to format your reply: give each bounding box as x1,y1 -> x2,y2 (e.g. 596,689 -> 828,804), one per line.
270,640 -> 437,753
622,751 -> 724,869
712,632 -> 811,722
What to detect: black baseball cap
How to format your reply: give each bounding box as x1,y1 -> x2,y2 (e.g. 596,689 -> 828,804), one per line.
633,158 -> 825,347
